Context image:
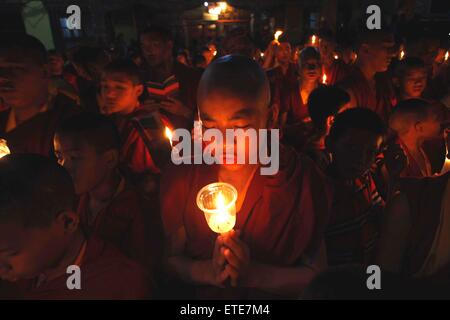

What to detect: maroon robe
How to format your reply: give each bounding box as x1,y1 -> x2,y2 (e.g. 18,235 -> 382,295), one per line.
12,237 -> 150,299
338,66 -> 397,123
77,181 -> 164,272
0,94 -> 79,157
160,145 -> 332,299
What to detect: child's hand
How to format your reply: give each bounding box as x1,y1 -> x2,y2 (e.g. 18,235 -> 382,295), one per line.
222,230 -> 250,287
209,234 -> 230,287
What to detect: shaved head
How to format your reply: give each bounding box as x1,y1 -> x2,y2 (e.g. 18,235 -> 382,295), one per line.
198,55 -> 271,112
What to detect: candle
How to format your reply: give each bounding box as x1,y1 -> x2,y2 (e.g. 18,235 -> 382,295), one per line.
311,35 -> 317,45
445,51 -> 449,62
196,182 -> 238,234
0,139 -> 10,158
274,30 -> 283,43
165,126 -> 173,147
322,73 -> 327,84
399,50 -> 405,60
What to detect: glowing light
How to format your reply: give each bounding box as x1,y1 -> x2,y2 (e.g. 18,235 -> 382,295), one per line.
197,182 -> 237,234
260,52 -> 265,58
400,50 -> 405,60
274,30 -> 283,42
311,35 -> 317,45
204,1 -> 208,6
165,126 -> 173,147
445,51 -> 449,62
213,50 -> 217,56
322,73 -> 327,84
334,54 -> 339,60
0,139 -> 10,158
218,2 -> 227,11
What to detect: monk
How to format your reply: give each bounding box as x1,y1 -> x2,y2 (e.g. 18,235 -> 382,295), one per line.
160,55 -> 332,299
0,154 -> 150,299
139,26 -> 202,130
324,108 -> 386,266
338,30 -> 397,123
0,33 -> 78,156
98,59 -> 172,192
54,112 -> 163,272
389,99 -> 442,177
393,57 -> 428,101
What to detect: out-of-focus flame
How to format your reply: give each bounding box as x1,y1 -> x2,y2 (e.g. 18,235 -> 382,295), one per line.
0,139 -> 10,159
311,35 -> 317,45
400,50 -> 405,60
274,30 -> 283,42
322,73 -> 327,84
334,54 -> 339,60
445,51 -> 449,62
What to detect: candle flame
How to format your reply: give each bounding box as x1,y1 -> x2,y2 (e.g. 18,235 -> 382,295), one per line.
216,191 -> 226,210
219,2 -> 227,11
322,73 -> 327,84
260,52 -> 265,58
400,50 -> 405,60
274,30 -> 283,41
213,50 -> 217,56
445,51 -> 449,62
165,126 -> 173,147
0,139 -> 10,159
311,35 -> 317,45
334,54 -> 339,60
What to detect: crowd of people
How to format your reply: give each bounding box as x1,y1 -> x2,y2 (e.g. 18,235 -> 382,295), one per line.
0,21 -> 449,299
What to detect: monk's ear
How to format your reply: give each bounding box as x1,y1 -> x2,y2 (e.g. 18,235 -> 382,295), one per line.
135,84 -> 144,97
103,149 -> 119,170
55,211 -> 79,234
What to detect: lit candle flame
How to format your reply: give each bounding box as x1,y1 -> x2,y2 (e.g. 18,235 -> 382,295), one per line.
165,126 -> 173,147
322,73 -> 327,84
334,54 -> 339,60
311,35 -> 317,45
213,50 -> 217,56
400,50 -> 405,60
274,30 -> 283,42
0,139 -> 10,158
445,51 -> 449,62
260,52 -> 265,58
219,2 -> 227,11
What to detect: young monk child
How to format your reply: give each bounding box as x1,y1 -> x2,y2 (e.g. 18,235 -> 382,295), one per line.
0,33 -> 78,156
160,55 -> 332,299
98,59 -> 172,193
54,113 -> 163,273
389,99 -> 442,177
324,108 -> 386,267
393,57 -> 428,101
0,153 -> 150,299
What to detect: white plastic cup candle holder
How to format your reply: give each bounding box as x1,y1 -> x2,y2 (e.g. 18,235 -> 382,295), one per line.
196,182 -> 238,234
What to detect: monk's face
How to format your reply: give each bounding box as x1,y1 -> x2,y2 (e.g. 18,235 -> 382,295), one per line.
0,221 -> 71,282
100,72 -> 143,115
300,57 -> 321,82
140,33 -> 173,68
198,90 -> 270,172
0,49 -> 49,110
54,134 -> 115,195
401,68 -> 427,98
329,128 -> 383,179
275,42 -> 292,65
360,35 -> 395,72
319,38 -> 336,65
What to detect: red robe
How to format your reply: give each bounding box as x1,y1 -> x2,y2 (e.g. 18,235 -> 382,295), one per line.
0,94 -> 79,157
399,172 -> 450,284
325,59 -> 352,86
12,237 -> 151,299
77,180 -> 164,272
338,66 -> 397,123
160,145 -> 332,299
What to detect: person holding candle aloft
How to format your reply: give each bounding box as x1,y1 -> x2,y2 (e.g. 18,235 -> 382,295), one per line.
98,59 -> 172,194
160,55 -> 332,299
